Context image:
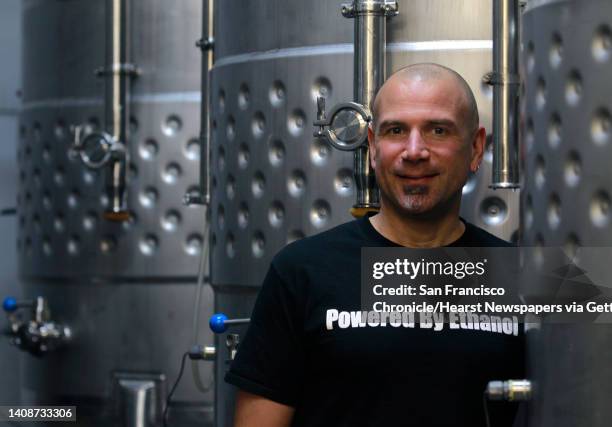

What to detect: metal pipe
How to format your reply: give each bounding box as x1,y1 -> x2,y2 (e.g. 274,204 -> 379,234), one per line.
104,0 -> 132,219
200,0 -> 214,206
353,7 -> 386,107
346,0 -> 396,216
491,0 -> 520,189
354,3 -> 384,214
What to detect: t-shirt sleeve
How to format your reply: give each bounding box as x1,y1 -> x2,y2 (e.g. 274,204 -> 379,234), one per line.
224,261 -> 305,406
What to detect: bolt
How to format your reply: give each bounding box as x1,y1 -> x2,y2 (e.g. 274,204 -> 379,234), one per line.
196,37 -> 214,51
183,193 -> 204,206
341,4 -> 354,17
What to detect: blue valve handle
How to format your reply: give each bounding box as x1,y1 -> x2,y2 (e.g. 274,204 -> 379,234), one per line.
2,297 -> 18,313
209,313 -> 229,333
209,313 -> 250,334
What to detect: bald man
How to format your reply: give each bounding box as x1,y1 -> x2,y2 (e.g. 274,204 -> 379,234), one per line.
226,63 -> 524,427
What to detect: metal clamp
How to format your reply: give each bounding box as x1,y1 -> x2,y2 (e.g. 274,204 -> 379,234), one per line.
314,97 -> 372,152
72,125 -> 125,169
482,71 -> 521,86
341,0 -> 399,18
94,63 -> 141,78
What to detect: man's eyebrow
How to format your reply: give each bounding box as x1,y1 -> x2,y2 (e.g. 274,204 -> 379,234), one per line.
376,120 -> 405,131
427,119 -> 458,128
427,119 -> 459,129
376,119 -> 459,132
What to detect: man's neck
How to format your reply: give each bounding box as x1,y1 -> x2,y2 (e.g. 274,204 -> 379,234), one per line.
369,203 -> 465,248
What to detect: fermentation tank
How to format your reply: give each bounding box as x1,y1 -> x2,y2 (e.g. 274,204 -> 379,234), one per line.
0,0 -> 23,406
18,0 -> 213,425
522,0 -> 612,425
209,1 -> 519,425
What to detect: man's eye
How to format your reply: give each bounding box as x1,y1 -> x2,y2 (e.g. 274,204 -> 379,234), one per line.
433,127 -> 446,136
389,127 -> 402,135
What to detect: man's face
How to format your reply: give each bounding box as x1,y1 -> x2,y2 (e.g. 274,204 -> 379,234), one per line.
368,76 -> 484,218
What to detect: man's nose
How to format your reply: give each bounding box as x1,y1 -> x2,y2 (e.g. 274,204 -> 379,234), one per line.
400,129 -> 430,162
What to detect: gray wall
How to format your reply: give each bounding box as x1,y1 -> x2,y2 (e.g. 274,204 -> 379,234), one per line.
0,0 -> 22,405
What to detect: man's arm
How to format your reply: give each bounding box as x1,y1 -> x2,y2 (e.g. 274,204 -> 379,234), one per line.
233,390 -> 295,427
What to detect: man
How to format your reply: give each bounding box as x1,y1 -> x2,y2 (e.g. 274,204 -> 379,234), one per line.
225,63 -> 524,426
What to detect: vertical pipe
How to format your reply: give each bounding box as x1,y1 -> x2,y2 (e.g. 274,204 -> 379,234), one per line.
352,1 -> 388,215
491,0 -> 520,189
104,0 -> 130,218
200,0 -> 214,205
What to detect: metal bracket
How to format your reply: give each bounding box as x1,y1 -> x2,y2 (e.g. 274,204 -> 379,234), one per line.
314,97 -> 372,151
341,1 -> 399,18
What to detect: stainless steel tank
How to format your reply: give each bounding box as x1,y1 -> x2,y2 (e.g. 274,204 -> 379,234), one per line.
0,0 -> 23,406
18,0 -> 212,425
210,1 -> 518,425
522,0 -> 612,425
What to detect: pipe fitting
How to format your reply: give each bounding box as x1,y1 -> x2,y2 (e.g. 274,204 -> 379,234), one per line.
486,379 -> 532,402
341,1 -> 398,18
3,296 -> 71,356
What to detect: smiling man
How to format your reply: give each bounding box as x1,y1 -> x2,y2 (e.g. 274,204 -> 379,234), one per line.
226,63 -> 523,427
368,63 -> 487,247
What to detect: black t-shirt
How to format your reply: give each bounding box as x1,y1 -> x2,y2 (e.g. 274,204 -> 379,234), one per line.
226,216 -> 524,426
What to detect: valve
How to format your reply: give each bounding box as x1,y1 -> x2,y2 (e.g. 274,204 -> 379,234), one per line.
209,313 -> 250,361
2,297 -> 17,313
209,313 -> 250,334
313,97 -> 372,152
2,296 -> 71,356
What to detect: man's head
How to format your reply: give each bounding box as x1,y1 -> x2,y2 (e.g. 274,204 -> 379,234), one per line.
368,63 -> 485,219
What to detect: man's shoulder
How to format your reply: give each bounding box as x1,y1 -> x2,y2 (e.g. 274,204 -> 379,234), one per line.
461,221 -> 514,247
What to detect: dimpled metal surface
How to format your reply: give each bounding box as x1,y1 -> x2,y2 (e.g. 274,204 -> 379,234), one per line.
522,1 -> 612,426
18,1 -> 213,424
211,0 -> 519,289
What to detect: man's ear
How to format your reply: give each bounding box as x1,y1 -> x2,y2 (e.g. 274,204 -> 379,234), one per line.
470,126 -> 486,173
368,124 -> 377,170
